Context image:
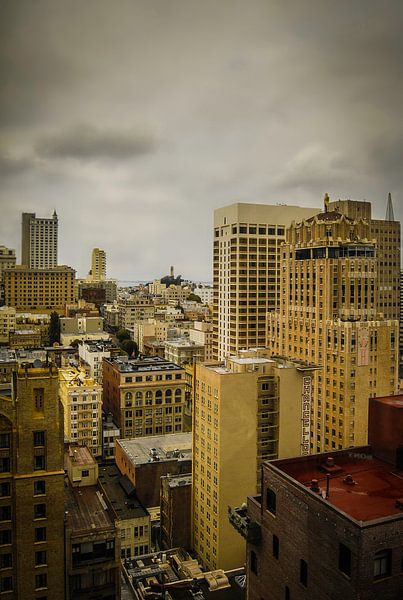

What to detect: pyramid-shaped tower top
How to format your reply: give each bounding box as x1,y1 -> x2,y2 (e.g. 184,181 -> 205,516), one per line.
385,193 -> 395,221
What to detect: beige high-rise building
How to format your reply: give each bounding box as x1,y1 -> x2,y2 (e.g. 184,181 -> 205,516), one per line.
192,350 -> 318,571
21,211 -> 58,269
268,196 -> 399,452
328,195 -> 401,322
89,247 -> 106,281
212,203 -> 320,360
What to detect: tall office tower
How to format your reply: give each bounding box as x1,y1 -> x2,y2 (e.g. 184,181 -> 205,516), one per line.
21,210 -> 58,269
212,203 -> 319,360
89,247 -> 106,281
328,196 -> 401,321
192,350 -> 318,571
268,196 -> 399,452
0,363 -> 65,599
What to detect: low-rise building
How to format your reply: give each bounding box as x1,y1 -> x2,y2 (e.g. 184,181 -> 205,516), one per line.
59,367 -> 103,456
0,348 -> 17,396
60,315 -> 109,345
118,297 -> 155,330
64,446 -> 120,600
160,473 -> 192,551
189,321 -> 213,360
78,339 -> 119,384
102,413 -> 121,461
164,337 -> 205,366
98,464 -> 151,559
76,278 -> 117,305
115,433 -> 192,509
193,285 -> 213,305
9,328 -> 42,349
102,356 -> 186,439
0,306 -> 16,343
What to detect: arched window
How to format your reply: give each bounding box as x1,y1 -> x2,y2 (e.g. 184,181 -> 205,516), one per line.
165,389 -> 172,403
125,392 -> 132,400
135,391 -> 143,407
155,390 -> 163,405
175,389 -> 182,402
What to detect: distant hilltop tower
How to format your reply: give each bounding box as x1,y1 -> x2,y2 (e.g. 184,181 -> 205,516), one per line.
170,265 -> 174,278
21,210 -> 58,269
90,248 -> 106,281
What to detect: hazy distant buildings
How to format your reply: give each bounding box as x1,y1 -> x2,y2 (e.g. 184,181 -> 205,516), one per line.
212,203 -> 319,360
21,211 -> 58,269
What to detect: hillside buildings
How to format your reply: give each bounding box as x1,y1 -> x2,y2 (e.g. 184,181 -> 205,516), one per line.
212,203 -> 319,360
21,210 -> 58,269
268,196 -> 399,451
0,363 -> 65,599
102,356 -> 187,439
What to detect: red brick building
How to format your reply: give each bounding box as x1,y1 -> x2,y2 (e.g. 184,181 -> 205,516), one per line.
235,395 -> 403,600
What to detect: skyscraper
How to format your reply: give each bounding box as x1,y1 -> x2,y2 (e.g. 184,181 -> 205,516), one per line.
89,247 -> 106,281
212,203 -> 319,360
21,211 -> 58,269
268,196 -> 399,452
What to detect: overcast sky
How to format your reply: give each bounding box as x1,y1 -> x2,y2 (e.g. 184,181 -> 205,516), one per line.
1,0 -> 402,281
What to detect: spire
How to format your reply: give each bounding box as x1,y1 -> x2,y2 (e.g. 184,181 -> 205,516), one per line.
385,193 -> 395,221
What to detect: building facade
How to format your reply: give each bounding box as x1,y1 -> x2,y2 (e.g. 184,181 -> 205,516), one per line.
59,367 -> 103,457
103,356 -> 186,439
213,203 -> 319,360
0,246 -> 16,305
0,307 -> 16,344
192,350 -> 318,571
90,247 -> 106,281
268,197 -> 399,451
21,211 -> 58,269
3,265 -> 75,312
0,363 -> 65,599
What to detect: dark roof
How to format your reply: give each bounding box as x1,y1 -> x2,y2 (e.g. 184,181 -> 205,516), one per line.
305,210 -> 353,223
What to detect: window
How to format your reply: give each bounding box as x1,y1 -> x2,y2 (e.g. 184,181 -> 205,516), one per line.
34,504 -> 46,519
0,506 -> 11,522
33,431 -> 45,446
250,550 -> 258,575
34,480 -> 46,495
339,543 -> 351,577
35,527 -> 47,542
0,530 -> 11,545
34,455 -> 46,470
300,559 -> 308,587
0,553 -> 12,569
0,577 -> 13,592
35,573 -> 47,589
285,586 -> 290,600
35,550 -> 47,566
0,458 -> 10,473
0,434 -> 10,448
0,483 -> 10,497
266,488 -> 276,515
82,470 -> 89,477
374,549 -> 391,579
273,534 -> 279,559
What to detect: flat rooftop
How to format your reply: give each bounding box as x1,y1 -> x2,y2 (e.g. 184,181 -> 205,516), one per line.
65,445 -> 96,468
273,447 -> 403,523
118,433 -> 192,466
371,394 -> 403,408
106,356 -> 183,373
0,349 -> 17,363
65,482 -> 115,534
98,464 -> 148,520
165,474 -> 192,489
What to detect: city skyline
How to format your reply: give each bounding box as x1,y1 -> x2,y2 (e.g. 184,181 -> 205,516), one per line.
1,1 -> 403,280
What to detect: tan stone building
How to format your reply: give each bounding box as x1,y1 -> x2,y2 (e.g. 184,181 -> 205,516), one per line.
118,297 -> 155,330
89,247 -> 106,281
59,367 -> 103,457
3,265 -> 75,312
0,246 -> 16,304
0,363 -> 65,599
189,321 -> 214,361
60,314 -> 108,345
164,337 -> 205,366
103,356 -> 187,439
192,350 -> 318,571
212,203 -> 320,360
268,196 -> 399,452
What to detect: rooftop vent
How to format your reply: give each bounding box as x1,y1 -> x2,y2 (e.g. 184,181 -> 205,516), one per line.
343,474 -> 357,486
310,479 -> 320,493
320,456 -> 343,474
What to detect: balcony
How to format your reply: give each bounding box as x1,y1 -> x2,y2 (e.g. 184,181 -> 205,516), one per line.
228,505 -> 261,544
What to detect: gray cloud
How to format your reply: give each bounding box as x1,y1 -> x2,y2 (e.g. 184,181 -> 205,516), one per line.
35,124 -> 156,161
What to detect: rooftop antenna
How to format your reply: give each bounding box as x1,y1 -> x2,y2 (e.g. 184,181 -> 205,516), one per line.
385,193 -> 395,221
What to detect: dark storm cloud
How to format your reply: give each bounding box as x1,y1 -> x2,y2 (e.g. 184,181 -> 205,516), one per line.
35,124 -> 156,161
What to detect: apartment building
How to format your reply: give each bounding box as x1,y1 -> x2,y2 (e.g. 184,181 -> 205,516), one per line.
78,339 -> 118,384
60,315 -> 108,345
21,211 -> 58,269
59,367 -> 103,457
189,321 -> 213,361
192,350 -> 319,571
0,363 -> 65,599
164,337 -> 205,366
0,307 -> 16,344
213,203 -> 319,360
268,196 -> 399,451
118,297 -> 155,330
102,356 -> 186,439
3,265 -> 75,312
